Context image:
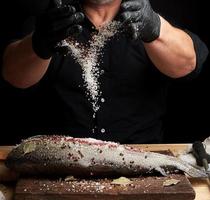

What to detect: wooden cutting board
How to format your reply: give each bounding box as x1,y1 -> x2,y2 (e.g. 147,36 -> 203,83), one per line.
14,150 -> 195,200
15,174 -> 195,200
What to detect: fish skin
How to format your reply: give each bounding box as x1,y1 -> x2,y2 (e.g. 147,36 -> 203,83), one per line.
5,135 -> 208,178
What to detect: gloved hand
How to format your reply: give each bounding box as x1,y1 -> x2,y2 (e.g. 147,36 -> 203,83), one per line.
32,4 -> 84,59
120,0 -> 161,42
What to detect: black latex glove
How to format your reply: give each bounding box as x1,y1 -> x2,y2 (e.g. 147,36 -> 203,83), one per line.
120,0 -> 161,43
32,4 -> 84,59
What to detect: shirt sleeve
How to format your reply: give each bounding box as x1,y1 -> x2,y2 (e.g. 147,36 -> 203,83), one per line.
177,30 -> 209,81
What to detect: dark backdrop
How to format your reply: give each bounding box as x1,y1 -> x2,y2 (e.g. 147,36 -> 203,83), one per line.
151,0 -> 210,143
0,0 -> 209,144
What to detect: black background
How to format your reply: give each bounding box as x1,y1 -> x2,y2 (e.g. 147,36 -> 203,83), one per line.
0,0 -> 209,144
151,0 -> 210,143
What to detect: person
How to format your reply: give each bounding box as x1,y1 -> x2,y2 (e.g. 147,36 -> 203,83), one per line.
0,0 -> 209,144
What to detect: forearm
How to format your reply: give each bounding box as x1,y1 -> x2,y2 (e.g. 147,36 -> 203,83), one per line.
2,34 -> 51,88
144,16 -> 196,78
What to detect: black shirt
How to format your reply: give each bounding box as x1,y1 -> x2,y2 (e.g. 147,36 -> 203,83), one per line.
0,3 -> 209,144
32,17 -> 208,144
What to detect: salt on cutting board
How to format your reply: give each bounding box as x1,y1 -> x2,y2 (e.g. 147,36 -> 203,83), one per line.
14,171 -> 195,200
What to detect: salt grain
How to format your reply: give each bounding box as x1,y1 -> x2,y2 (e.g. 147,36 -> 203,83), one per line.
65,21 -> 121,115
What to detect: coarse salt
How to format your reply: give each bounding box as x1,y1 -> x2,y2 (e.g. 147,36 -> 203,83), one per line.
65,21 -> 121,115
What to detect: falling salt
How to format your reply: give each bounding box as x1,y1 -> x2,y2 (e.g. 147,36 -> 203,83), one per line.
65,21 -> 121,115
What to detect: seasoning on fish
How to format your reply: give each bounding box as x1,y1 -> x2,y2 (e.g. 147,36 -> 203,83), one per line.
5,135 -> 209,178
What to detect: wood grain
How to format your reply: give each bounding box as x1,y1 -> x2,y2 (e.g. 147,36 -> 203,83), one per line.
15,175 -> 195,200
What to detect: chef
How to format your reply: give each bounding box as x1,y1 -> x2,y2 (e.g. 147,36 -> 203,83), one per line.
0,0 -> 208,143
